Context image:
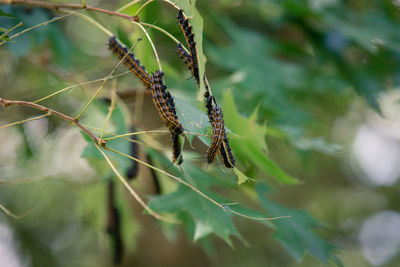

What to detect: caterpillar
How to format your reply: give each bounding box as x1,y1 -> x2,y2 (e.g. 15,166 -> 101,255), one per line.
176,13 -> 235,167
150,71 -> 184,134
150,71 -> 184,164
206,105 -> 224,164
176,10 -> 199,83
176,43 -> 193,71
106,180 -> 124,265
126,126 -> 139,179
171,130 -> 183,165
204,92 -> 235,168
219,132 -> 235,168
108,36 -> 152,89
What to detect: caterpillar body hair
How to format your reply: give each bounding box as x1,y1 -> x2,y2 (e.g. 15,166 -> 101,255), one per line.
108,36 -> 152,89
176,10 -> 199,83
206,105 -> 224,164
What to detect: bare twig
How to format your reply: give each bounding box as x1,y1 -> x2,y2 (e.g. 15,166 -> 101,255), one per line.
0,203 -> 33,219
0,97 -> 104,146
3,0 -> 135,21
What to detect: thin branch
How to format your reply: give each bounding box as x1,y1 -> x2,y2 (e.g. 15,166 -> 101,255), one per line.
33,70 -> 132,103
0,21 -> 23,40
140,22 -> 188,52
95,144 -> 179,223
103,129 -> 210,141
74,37 -> 140,120
63,10 -> 112,37
132,21 -> 162,71
0,14 -> 71,46
134,0 -> 154,16
0,203 -> 33,219
99,83 -> 117,143
0,112 -> 50,130
116,0 -> 142,13
0,97 -> 104,145
3,0 -> 135,21
104,147 -> 226,210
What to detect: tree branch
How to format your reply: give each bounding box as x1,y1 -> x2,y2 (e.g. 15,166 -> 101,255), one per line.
2,0 -> 137,21
0,97 -> 105,146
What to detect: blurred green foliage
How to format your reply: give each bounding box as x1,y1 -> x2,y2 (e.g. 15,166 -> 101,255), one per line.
1,0 -> 400,266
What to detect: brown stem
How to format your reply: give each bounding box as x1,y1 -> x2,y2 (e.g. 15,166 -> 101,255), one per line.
3,0 -> 135,21
0,97 -> 105,146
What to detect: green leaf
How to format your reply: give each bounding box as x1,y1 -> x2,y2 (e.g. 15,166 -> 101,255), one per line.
174,97 -> 209,144
233,167 -> 250,185
222,90 -> 299,184
147,149 -> 243,246
257,183 -> 342,266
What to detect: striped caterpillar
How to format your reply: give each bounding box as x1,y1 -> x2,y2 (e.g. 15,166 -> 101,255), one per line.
108,36 -> 152,89
150,71 -> 184,164
175,11 -> 235,168
176,43 -> 193,72
204,92 -> 235,168
171,131 -> 183,165
176,10 -> 199,83
206,104 -> 224,164
150,71 -> 184,134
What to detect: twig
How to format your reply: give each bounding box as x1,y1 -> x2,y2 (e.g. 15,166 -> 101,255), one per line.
33,70 -> 132,103
116,0 -> 142,13
0,112 -> 50,130
0,203 -> 33,219
134,0 -> 154,16
0,21 -> 23,40
0,14 -> 70,46
132,21 -> 162,71
99,83 -> 117,143
74,37 -> 140,120
3,0 -> 135,21
0,97 -> 104,145
63,10 -> 112,37
95,144 -> 179,224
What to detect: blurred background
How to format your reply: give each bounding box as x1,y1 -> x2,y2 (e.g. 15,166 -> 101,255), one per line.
1,0 -> 400,266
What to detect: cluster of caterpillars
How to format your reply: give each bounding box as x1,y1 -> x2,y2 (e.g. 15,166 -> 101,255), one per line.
175,10 -> 235,168
107,9 -> 235,168
108,36 -> 183,165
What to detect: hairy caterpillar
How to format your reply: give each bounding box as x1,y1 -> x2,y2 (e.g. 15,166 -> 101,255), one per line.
108,36 -> 152,89
150,71 -> 184,134
171,131 -> 183,165
150,71 -> 184,164
176,10 -> 199,82
204,92 -> 235,168
206,105 -> 224,164
176,43 -> 193,71
220,132 -> 235,168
